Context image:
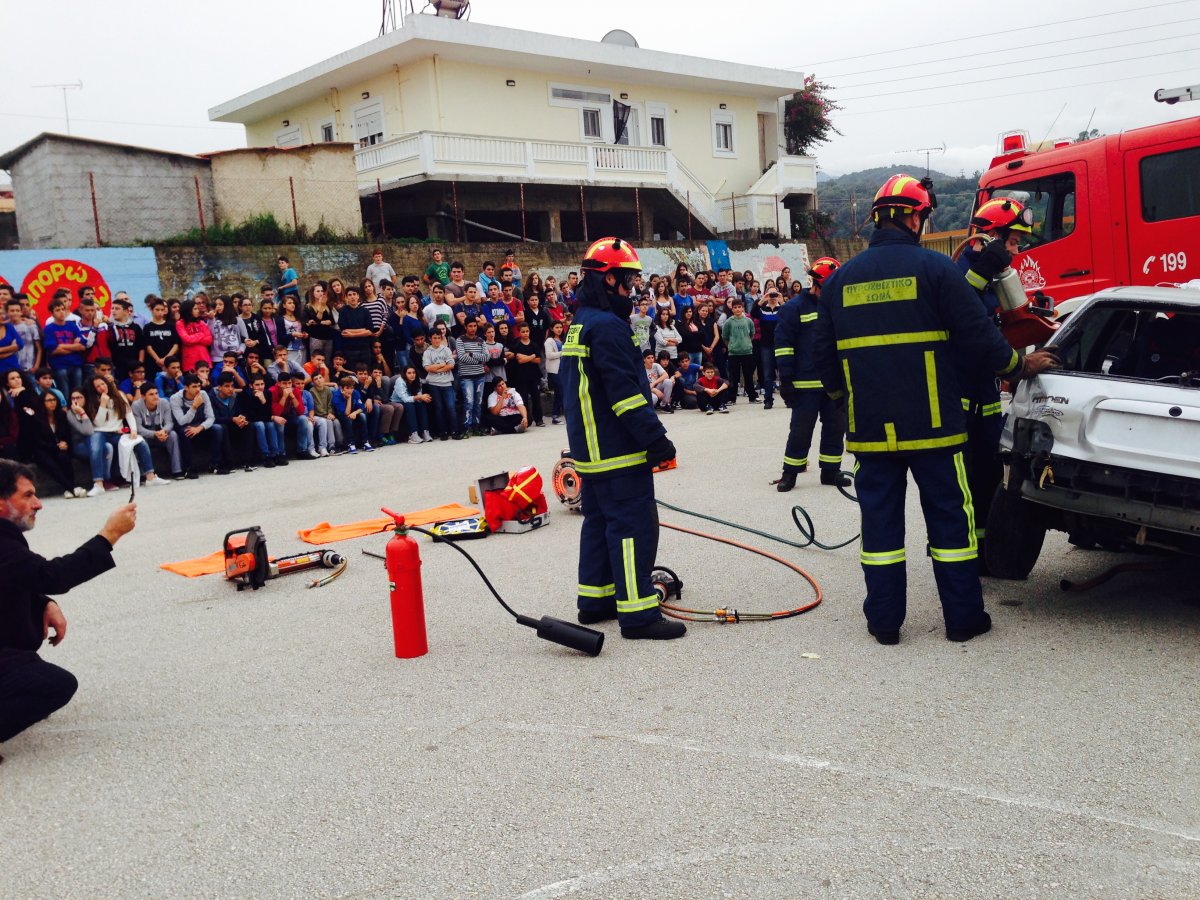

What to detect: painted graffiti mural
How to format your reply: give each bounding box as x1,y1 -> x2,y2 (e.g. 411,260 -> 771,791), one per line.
0,248 -> 161,321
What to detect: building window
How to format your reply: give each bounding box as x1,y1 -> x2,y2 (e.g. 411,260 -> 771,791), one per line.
582,108 -> 602,141
275,126 -> 302,148
715,123 -> 733,151
551,86 -> 612,106
353,101 -> 384,147
320,122 -> 335,142
711,109 -> 736,157
650,116 -> 666,147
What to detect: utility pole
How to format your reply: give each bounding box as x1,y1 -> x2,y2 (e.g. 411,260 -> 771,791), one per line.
34,81 -> 82,135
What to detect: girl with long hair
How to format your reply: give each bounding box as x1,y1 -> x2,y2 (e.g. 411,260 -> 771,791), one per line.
677,305 -> 703,367
303,282 -> 336,363
81,375 -> 166,495
652,308 -> 681,360
278,294 -> 308,367
522,271 -> 544,303
30,389 -> 86,497
208,295 -> 248,361
652,280 -> 675,317
176,298 -> 213,372
391,364 -> 433,443
544,319 -> 565,424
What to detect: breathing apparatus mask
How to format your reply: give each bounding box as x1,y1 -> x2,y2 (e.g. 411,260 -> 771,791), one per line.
604,270 -> 638,320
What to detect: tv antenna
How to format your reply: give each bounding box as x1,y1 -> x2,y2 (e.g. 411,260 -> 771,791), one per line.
381,0 -> 470,33
893,143 -> 945,177
33,81 -> 82,135
380,0 -> 409,35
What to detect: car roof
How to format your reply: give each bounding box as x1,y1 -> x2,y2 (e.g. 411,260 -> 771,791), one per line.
1085,285 -> 1200,307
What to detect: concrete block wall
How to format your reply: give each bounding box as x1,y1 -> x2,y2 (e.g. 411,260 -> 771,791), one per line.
154,239 -> 859,299
11,137 -> 215,249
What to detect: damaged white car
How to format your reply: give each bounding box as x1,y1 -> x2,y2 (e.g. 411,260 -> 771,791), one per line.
986,286 -> 1200,579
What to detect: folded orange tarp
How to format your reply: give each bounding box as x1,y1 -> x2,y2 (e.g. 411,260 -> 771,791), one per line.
296,503 -> 480,544
160,503 -> 481,577
160,551 -> 229,578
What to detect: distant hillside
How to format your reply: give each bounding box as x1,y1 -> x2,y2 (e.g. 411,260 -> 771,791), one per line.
817,166 -> 982,238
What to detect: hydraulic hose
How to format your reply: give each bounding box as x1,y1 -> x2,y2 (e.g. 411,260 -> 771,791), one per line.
655,472 -> 859,552
655,521 -> 823,622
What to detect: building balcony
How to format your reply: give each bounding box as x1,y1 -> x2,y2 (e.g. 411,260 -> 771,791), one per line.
354,131 -> 816,236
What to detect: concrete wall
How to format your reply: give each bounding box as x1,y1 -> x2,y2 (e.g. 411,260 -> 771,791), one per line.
154,239 -> 840,300
209,144 -> 362,235
9,137 -> 214,249
244,57 -> 770,197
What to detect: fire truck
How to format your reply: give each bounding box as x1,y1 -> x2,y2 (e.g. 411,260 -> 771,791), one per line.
975,113 -> 1200,306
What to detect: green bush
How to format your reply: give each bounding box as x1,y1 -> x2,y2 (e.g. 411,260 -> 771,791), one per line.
150,213 -> 372,247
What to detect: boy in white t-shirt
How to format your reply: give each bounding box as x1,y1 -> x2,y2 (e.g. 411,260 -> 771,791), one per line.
482,378 -> 528,434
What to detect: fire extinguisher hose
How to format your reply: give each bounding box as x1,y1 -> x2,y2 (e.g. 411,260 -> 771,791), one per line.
405,525 -> 521,619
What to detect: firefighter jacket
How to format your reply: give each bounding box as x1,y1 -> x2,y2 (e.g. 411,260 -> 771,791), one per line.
954,247 -> 1004,417
561,304 -> 667,478
813,227 -> 1022,455
773,289 -> 823,391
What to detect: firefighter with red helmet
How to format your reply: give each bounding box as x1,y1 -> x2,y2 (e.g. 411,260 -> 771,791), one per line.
561,237 -> 685,641
812,175 -> 1058,645
772,255 -> 848,492
956,197 -> 1036,572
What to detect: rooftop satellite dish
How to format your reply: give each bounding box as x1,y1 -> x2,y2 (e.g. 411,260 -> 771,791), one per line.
601,29 -> 639,48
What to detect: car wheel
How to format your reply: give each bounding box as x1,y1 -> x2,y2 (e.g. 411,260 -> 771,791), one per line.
984,483 -> 1047,580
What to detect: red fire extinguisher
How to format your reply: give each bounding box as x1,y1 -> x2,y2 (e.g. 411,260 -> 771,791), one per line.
382,508 -> 428,658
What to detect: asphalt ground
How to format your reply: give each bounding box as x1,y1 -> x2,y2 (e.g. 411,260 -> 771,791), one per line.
2,402 -> 1198,898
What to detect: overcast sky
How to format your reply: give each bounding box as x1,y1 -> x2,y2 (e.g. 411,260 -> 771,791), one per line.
1,0 -> 1195,185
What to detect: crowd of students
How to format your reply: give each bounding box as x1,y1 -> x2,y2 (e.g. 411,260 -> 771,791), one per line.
0,247 -> 805,498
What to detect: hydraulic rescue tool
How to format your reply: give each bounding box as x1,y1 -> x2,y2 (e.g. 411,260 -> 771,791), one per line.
223,526 -> 347,591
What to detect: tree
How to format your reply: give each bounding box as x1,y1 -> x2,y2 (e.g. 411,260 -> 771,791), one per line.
783,77 -> 842,157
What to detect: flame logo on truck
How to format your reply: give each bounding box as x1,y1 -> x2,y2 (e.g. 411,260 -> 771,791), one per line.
1019,256 -> 1047,292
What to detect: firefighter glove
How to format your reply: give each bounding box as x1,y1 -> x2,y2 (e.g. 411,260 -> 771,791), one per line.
778,381 -> 797,407
971,239 -> 1013,283
646,435 -> 677,467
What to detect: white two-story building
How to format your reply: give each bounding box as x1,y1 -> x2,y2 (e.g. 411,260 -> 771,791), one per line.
209,13 -> 817,242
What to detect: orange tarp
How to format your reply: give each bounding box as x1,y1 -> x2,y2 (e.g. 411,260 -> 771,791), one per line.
296,503 -> 480,544
161,503 -> 480,577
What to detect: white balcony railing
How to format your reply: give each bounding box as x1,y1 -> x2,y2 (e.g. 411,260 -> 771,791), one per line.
354,131 -> 816,235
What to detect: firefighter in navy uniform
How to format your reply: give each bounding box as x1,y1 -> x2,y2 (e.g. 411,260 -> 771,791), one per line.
561,237 -> 686,641
812,175 -> 1058,645
955,197 -> 1036,573
773,256 -> 848,492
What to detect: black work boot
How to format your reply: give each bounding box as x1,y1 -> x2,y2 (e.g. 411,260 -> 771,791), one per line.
776,470 -> 799,492
946,612 -> 992,642
621,619 -> 686,640
578,608 -> 618,625
868,626 -> 900,645
820,469 -> 851,488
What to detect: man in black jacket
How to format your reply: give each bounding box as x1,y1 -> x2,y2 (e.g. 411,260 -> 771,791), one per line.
0,460 -> 136,759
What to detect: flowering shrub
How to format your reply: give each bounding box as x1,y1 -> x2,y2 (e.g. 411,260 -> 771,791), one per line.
784,76 -> 842,157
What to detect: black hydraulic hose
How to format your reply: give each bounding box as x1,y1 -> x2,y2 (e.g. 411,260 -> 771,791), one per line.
656,472 -> 860,552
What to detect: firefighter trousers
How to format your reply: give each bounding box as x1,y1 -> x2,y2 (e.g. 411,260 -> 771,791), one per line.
783,392 -> 845,474
575,468 -> 663,628
854,448 -> 988,634
964,407 -> 1004,553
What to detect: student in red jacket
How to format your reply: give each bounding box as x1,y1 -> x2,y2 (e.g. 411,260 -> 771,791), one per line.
175,299 -> 213,373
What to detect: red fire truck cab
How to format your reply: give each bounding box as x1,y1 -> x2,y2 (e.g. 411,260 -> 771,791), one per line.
976,115 -> 1200,306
